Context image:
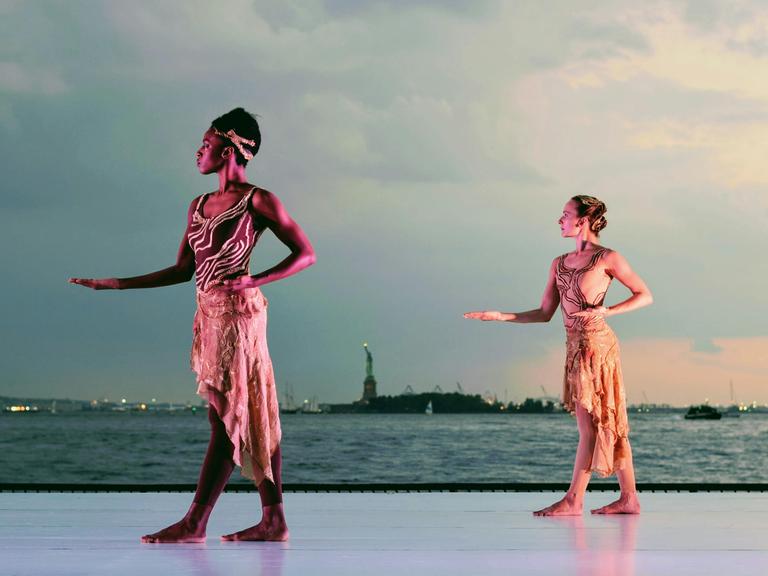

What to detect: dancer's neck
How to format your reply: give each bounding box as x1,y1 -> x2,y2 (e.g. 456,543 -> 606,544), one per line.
216,163 -> 248,195
572,234 -> 600,254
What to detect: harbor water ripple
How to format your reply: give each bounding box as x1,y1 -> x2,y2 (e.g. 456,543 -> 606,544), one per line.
1,412 -> 767,484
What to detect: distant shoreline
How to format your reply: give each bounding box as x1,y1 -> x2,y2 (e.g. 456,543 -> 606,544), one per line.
3,394 -> 766,415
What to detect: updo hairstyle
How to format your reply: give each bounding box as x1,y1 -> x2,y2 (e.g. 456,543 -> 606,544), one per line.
571,195 -> 607,235
211,107 -> 261,165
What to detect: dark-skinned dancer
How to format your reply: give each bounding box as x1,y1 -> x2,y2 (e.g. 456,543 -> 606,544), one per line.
71,108 -> 316,542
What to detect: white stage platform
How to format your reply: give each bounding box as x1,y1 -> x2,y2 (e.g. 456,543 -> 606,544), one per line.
2,491 -> 767,575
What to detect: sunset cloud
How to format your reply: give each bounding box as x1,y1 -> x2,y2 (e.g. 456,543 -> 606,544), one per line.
517,5 -> 768,187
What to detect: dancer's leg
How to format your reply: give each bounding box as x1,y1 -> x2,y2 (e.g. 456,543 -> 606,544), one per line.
591,441 -> 641,514
257,445 -> 283,505
142,406 -> 235,543
193,406 -> 237,506
221,445 -> 289,541
534,405 -> 595,516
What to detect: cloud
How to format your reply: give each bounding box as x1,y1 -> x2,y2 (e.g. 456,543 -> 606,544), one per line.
515,4 -> 768,188
0,62 -> 68,94
691,337 -> 723,354
105,1 -> 371,78
101,1 -> 647,184
627,119 -> 768,187
558,5 -> 768,99
3,0 -> 768,405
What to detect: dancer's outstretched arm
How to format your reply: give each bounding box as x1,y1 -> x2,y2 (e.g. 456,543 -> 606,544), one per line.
464,258 -> 560,323
572,250 -> 652,319
69,199 -> 198,290
217,189 -> 316,292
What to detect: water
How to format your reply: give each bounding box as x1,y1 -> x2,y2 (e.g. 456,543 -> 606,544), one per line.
1,412 -> 767,484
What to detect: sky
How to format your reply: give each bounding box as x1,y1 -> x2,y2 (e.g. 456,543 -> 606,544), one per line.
2,0 -> 767,406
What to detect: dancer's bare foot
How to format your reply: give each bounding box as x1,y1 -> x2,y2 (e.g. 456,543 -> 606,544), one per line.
591,492 -> 641,515
533,493 -> 583,516
221,518 -> 289,542
141,519 -> 206,543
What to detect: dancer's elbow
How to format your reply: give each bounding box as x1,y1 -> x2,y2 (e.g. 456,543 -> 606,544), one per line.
631,291 -> 652,310
642,290 -> 653,307
302,250 -> 317,268
293,250 -> 316,273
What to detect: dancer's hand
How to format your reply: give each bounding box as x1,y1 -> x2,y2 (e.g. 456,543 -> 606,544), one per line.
572,306 -> 609,318
69,277 -> 120,290
463,311 -> 503,321
217,276 -> 260,293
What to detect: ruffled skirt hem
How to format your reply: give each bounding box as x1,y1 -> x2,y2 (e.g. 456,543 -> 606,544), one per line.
562,326 -> 630,478
190,287 -> 281,486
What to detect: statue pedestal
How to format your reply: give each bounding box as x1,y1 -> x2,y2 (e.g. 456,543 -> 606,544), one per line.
362,375 -> 377,400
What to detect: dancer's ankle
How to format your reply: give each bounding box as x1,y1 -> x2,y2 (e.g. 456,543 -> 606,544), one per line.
261,502 -> 285,521
186,502 -> 213,529
563,491 -> 582,505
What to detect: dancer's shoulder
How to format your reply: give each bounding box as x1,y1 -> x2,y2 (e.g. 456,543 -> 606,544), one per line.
598,246 -> 619,261
189,193 -> 208,206
250,186 -> 288,223
549,254 -> 567,274
251,185 -> 277,204
186,193 -> 209,221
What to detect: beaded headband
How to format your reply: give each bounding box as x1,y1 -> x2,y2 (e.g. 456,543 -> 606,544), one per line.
212,127 -> 256,161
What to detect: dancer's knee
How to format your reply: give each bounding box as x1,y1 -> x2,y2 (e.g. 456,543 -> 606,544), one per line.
207,406 -> 234,454
576,419 -> 597,444
208,406 -> 227,432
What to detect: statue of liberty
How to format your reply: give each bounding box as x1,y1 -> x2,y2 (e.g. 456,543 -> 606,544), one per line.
363,342 -> 374,377
362,342 -> 377,400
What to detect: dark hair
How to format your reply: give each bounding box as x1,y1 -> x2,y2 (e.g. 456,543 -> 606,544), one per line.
210,107 -> 261,165
571,195 -> 607,235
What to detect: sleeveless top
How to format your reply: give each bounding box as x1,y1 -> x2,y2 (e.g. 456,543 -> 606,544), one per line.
188,188 -> 262,292
555,247 -> 611,332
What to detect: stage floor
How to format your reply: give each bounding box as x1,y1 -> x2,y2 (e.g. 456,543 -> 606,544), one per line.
2,491 -> 767,575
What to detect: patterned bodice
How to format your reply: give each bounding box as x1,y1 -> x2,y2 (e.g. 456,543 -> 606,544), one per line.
188,188 -> 262,292
555,248 -> 611,331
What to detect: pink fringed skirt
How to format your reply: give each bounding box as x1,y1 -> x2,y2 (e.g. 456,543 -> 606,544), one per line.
563,324 -> 630,477
191,287 -> 281,486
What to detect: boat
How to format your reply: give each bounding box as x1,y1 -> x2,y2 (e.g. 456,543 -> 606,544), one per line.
722,406 -> 741,418
723,381 -> 741,417
280,386 -> 301,414
3,405 -> 40,413
425,400 -> 433,415
301,396 -> 324,414
684,405 -> 722,420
